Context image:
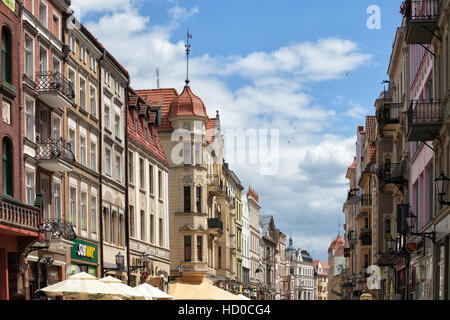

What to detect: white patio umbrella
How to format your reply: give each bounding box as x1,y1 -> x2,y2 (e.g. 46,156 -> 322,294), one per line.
237,294 -> 251,300
134,283 -> 173,300
40,272 -> 130,300
99,276 -> 147,300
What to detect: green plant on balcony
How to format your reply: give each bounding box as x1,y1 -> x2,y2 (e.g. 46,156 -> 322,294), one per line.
400,0 -> 411,17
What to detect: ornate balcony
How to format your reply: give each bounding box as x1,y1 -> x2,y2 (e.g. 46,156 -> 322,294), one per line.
405,0 -> 440,44
380,161 -> 408,190
36,136 -> 75,172
360,194 -> 372,207
0,194 -> 41,233
35,71 -> 75,108
359,228 -> 372,246
207,174 -> 222,195
207,218 -> 223,235
407,100 -> 443,141
43,218 -> 77,242
377,102 -> 401,128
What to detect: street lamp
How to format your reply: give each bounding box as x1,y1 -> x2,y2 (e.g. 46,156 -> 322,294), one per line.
435,171 -> 450,205
387,237 -> 396,251
405,211 -> 436,243
130,252 -> 149,272
168,264 -> 184,282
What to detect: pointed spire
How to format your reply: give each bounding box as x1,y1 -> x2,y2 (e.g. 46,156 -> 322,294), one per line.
185,29 -> 192,85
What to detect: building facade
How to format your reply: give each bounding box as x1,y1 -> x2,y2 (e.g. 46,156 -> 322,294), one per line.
247,188 -> 262,299
314,261 -> 329,300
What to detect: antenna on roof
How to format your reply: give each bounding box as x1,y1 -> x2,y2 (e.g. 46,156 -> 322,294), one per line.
156,68 -> 160,89
185,29 -> 192,85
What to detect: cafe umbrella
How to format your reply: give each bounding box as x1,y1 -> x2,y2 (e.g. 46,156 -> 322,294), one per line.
40,272 -> 130,300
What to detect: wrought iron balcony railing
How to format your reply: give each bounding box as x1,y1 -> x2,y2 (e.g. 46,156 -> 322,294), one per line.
380,162 -> 408,185
0,194 -> 41,232
359,228 -> 372,246
378,102 -> 401,126
407,0 -> 440,22
360,194 -> 372,206
43,218 -> 77,241
35,71 -> 75,101
207,218 -> 223,232
407,100 -> 443,141
36,137 -> 75,164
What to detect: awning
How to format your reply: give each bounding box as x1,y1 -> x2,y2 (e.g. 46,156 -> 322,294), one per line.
169,280 -> 249,300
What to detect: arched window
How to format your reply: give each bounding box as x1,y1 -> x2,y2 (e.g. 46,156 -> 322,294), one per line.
2,27 -> 12,84
2,138 -> 13,196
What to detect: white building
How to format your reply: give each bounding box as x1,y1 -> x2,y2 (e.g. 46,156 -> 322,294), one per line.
242,194 -> 250,294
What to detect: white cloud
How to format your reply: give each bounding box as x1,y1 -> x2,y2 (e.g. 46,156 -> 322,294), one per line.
345,101 -> 370,119
78,3 -> 369,261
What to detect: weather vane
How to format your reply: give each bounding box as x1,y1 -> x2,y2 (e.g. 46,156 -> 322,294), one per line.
185,29 -> 192,85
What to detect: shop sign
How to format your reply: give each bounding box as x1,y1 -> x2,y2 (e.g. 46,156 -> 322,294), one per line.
71,239 -> 98,264
2,0 -> 15,11
406,242 -> 417,253
141,272 -> 149,280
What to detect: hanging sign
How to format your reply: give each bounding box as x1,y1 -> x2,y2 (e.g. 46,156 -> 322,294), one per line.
2,0 -> 15,11
406,242 -> 417,253
141,271 -> 149,280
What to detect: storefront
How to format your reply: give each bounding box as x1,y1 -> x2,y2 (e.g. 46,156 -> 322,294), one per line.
70,239 -> 99,277
435,214 -> 450,300
410,236 -> 433,300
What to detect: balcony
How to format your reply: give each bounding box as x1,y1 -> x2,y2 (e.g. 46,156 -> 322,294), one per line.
360,194 -> 372,207
36,137 -> 75,172
378,102 -> 401,128
0,194 -> 41,233
347,189 -> 360,204
405,0 -> 440,44
207,174 -> 224,196
380,162 -> 408,186
35,71 -> 75,108
359,228 -> 372,246
407,100 -> 443,141
207,218 -> 223,235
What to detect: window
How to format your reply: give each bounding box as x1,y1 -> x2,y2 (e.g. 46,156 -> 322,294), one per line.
158,170 -> 162,199
68,68 -> 75,93
184,236 -> 192,262
39,47 -> 47,73
79,136 -> 86,166
184,186 -> 191,212
149,165 -> 154,194
197,236 -> 203,261
110,210 -> 115,243
90,141 -> 96,171
196,186 -> 201,213
114,113 -> 121,137
70,187 -> 76,226
128,152 -> 134,184
104,101 -> 111,131
54,182 -> 61,220
39,1 -> 47,26
69,129 -> 76,159
25,98 -> 35,141
129,205 -> 135,237
26,172 -> 35,205
140,210 -> 145,241
115,154 -> 121,181
81,192 -> 87,231
24,35 -> 33,77
139,158 -> 144,188
90,86 -> 97,117
53,57 -> 61,74
2,138 -> 13,196
53,14 -> 60,38
105,148 -> 111,176
79,77 -> 86,109
195,142 -> 201,165
91,196 -> 97,234
218,246 -> 221,268
159,218 -> 163,246
150,214 -> 154,244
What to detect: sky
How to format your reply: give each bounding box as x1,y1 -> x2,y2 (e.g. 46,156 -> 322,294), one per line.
71,0 -> 404,261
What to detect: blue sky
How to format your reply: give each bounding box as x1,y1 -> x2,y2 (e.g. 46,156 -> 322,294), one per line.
72,0 -> 404,261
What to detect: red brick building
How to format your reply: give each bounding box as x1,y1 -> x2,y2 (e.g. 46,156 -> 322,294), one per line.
0,0 -> 43,300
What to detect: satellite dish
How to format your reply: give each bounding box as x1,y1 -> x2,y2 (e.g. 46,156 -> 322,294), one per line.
370,164 -> 377,174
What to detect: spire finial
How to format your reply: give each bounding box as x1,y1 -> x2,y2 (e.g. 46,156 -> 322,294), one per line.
185,30 -> 192,85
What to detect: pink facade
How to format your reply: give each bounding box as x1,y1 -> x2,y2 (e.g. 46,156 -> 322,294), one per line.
409,43 -> 434,232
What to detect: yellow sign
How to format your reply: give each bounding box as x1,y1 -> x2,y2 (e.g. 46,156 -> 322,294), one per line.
2,0 -> 15,11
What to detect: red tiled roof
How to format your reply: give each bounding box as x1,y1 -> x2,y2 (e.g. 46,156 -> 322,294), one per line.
168,85 -> 208,119
127,88 -> 168,166
206,118 -> 216,144
136,88 -> 179,132
328,235 -> 345,253
247,187 -> 259,203
349,157 -> 356,169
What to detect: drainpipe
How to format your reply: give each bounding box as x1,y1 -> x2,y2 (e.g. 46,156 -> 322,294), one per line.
17,1 -> 24,201
124,79 -> 131,285
98,51 -> 104,277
